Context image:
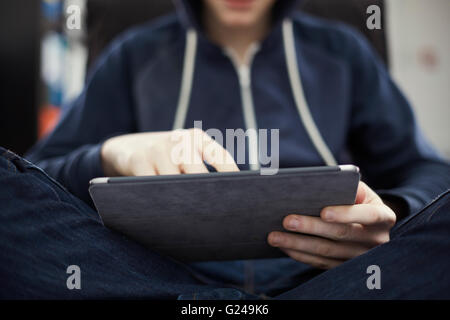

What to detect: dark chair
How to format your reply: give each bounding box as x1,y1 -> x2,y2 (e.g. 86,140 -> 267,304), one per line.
86,0 -> 388,69
300,0 -> 388,65
0,0 -> 40,155
86,0 -> 175,68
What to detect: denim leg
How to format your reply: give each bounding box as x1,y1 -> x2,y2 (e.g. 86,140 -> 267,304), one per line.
275,191 -> 450,299
0,148 -> 253,299
251,258 -> 323,296
4,146 -> 447,299
188,257 -> 322,297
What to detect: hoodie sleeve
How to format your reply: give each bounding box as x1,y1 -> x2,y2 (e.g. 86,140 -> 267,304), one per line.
26,39 -> 136,205
345,28 -> 450,218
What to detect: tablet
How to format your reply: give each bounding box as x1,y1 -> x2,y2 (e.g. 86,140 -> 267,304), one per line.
89,165 -> 360,262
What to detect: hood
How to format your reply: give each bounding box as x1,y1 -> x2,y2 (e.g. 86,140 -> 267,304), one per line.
173,0 -> 301,31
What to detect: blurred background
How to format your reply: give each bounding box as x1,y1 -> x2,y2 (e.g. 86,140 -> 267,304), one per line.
0,0 -> 448,158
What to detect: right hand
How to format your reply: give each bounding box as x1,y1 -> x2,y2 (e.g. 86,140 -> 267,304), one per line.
100,128 -> 239,176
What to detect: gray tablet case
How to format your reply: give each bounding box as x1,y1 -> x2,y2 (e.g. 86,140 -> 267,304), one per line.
89,165 -> 360,262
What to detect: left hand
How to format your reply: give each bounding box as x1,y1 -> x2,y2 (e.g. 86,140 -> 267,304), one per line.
267,181 -> 397,269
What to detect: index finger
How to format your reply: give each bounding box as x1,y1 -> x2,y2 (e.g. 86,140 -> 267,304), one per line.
321,204 -> 392,226
200,134 -> 239,172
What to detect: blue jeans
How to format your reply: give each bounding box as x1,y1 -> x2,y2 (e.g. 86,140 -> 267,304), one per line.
0,147 -> 449,299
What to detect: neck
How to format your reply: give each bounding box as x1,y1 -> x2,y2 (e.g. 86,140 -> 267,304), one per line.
203,14 -> 271,65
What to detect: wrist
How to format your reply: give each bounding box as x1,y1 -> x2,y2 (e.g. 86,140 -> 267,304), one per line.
100,139 -> 120,176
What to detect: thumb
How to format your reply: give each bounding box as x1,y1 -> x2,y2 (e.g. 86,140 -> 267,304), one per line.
355,181 -> 368,204
355,181 -> 383,205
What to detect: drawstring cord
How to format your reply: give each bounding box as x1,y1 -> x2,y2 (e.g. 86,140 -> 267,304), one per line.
172,29 -> 198,130
282,19 -> 337,166
173,19 -> 337,166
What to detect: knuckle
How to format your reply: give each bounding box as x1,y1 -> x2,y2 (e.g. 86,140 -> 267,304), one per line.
148,142 -> 162,154
371,209 -> 383,224
317,244 -> 332,257
372,233 -> 390,246
281,236 -> 293,248
284,236 -> 301,250
335,226 -> 349,240
386,211 -> 397,227
128,151 -> 143,166
299,218 -> 312,232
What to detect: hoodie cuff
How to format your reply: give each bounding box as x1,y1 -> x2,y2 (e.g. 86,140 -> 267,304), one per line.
79,143 -> 106,183
377,187 -> 427,219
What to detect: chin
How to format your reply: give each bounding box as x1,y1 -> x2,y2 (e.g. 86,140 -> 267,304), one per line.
221,14 -> 258,28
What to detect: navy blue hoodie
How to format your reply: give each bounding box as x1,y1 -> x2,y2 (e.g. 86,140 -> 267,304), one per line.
28,0 -> 449,218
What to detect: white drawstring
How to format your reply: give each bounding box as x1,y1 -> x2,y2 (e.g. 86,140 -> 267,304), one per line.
282,19 -> 337,166
173,21 -> 337,166
172,29 -> 198,130
224,44 -> 261,170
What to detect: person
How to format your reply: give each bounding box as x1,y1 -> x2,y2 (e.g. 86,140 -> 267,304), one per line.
2,0 -> 447,298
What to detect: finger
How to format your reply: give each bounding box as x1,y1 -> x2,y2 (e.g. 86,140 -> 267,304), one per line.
355,181 -> 367,204
268,231 -> 367,260
280,248 -> 344,270
321,204 -> 394,226
128,152 -> 157,176
180,155 -> 209,174
355,181 -> 381,205
131,164 -> 157,176
153,148 -> 182,175
200,134 -> 239,173
283,214 -> 362,242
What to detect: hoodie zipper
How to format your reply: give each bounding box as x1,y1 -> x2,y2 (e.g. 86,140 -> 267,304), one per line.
224,44 -> 261,171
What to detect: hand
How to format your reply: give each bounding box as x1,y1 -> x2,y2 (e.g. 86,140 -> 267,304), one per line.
268,181 -> 396,269
101,128 -> 239,176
